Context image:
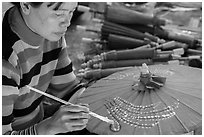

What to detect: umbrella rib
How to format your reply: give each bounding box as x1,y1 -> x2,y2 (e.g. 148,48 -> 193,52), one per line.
163,91 -> 202,116
167,80 -> 200,84
90,119 -> 102,132
154,91 -> 190,133
173,114 -> 190,133
90,82 -> 132,88
132,91 -> 145,134
80,85 -> 131,99
149,91 -> 162,135
81,86 -> 133,105
157,122 -> 162,135
178,101 -> 202,116
91,91 -> 136,112
163,87 -> 202,116
167,83 -> 201,90
165,86 -> 201,100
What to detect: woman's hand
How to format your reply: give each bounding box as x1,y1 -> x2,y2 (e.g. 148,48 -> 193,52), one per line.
36,103 -> 90,135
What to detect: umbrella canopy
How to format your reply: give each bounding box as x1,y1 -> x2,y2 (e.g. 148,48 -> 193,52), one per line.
77,64 -> 202,135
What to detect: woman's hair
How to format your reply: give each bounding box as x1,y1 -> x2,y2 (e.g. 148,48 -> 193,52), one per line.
11,2 -> 63,10
11,2 -> 43,8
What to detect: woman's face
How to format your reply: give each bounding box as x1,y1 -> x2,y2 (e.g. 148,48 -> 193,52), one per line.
24,2 -> 77,41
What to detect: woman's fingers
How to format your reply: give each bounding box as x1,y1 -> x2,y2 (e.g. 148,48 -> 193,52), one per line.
62,112 -> 90,120
69,125 -> 87,132
61,104 -> 89,113
67,119 -> 89,125
78,103 -> 89,107
64,119 -> 88,132
53,104 -> 90,133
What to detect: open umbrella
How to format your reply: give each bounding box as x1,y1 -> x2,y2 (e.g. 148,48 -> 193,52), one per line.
77,64 -> 202,135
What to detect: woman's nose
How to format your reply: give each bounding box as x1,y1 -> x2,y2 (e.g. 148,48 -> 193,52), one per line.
60,19 -> 70,28
60,13 -> 73,28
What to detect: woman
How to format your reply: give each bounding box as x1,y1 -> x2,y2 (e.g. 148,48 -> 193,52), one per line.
2,2 -> 90,135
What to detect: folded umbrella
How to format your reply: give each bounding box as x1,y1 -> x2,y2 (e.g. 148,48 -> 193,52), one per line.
82,34 -> 155,50
81,47 -> 184,69
100,48 -> 155,61
104,5 -> 166,26
107,34 -> 155,50
77,64 -> 202,135
160,26 -> 201,48
121,24 -> 168,36
119,24 -> 201,48
77,23 -> 200,49
93,59 -> 154,69
92,48 -> 183,62
77,67 -> 133,80
101,21 -> 159,42
186,49 -> 202,55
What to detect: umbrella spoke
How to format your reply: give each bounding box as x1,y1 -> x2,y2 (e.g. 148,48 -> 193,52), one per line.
167,80 -> 201,87
165,92 -> 202,116
88,118 -> 103,132
141,90 -> 152,107
172,112 -> 190,133
164,85 -> 201,100
80,85 -> 130,99
130,90 -> 144,106
165,84 -> 201,98
79,86 -> 132,104
148,92 -> 163,135
88,105 -> 113,133
162,86 -> 201,113
90,79 -> 132,88
166,82 -> 201,90
120,90 -> 139,101
177,101 -> 202,116
154,89 -> 179,107
151,90 -> 183,134
154,88 -> 201,133
82,82 -> 132,97
173,105 -> 201,132
88,91 -> 135,112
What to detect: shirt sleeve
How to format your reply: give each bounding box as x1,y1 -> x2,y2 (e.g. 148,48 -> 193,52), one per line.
47,37 -> 79,99
2,59 -> 20,134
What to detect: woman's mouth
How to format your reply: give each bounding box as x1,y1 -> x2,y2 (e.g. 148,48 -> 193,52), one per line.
54,31 -> 66,36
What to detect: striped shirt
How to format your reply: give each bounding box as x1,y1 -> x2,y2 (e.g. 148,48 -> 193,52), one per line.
2,6 -> 78,134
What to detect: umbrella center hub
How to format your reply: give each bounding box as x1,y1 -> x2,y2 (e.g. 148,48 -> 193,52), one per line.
133,64 -> 166,90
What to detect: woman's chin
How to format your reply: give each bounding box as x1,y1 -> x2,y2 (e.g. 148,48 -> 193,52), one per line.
46,35 -> 62,42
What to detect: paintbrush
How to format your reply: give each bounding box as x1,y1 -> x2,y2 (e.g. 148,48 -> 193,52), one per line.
26,85 -> 114,125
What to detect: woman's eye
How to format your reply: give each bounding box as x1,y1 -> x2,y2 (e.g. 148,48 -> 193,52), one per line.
69,11 -> 74,14
55,13 -> 63,16
55,11 -> 64,16
55,10 -> 74,17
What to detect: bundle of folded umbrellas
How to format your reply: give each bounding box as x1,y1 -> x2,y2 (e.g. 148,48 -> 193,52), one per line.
76,3 -> 202,80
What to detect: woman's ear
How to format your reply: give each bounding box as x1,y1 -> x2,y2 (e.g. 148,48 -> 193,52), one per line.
20,2 -> 31,15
